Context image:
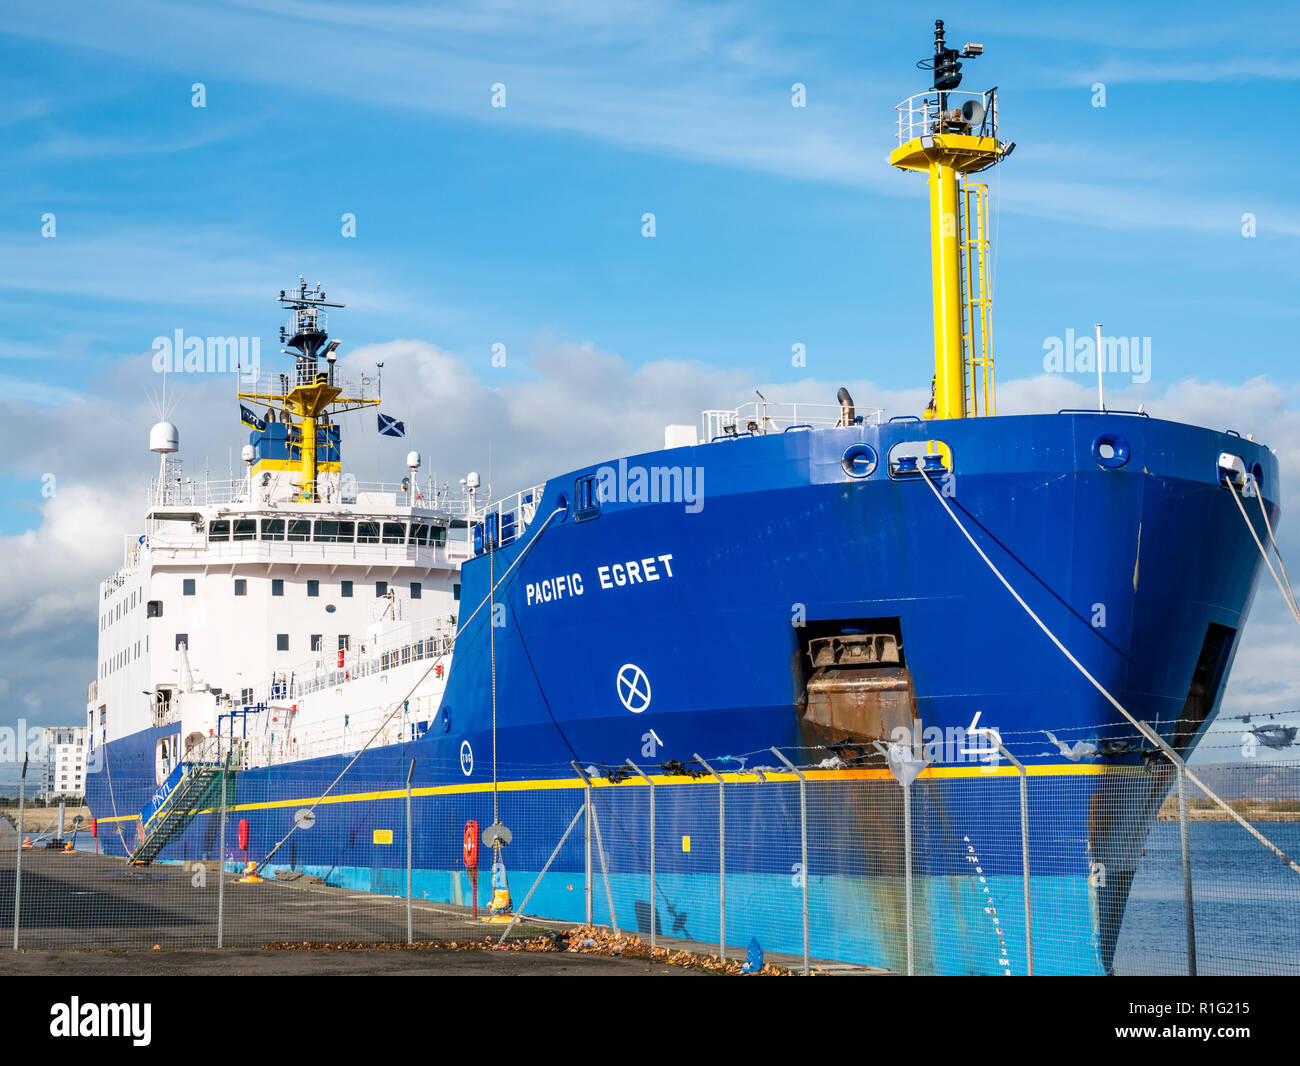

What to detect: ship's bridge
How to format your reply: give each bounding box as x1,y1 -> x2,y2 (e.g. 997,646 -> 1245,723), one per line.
142,501 -> 473,567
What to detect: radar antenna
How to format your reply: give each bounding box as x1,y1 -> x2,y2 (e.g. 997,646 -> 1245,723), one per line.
236,278 -> 379,501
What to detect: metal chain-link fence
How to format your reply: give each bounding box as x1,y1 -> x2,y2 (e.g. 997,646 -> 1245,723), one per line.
4,731 -> 1299,975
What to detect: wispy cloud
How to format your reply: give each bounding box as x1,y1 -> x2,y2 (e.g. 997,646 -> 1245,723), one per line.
0,375 -> 83,406
7,0 -> 1287,237
22,118 -> 254,162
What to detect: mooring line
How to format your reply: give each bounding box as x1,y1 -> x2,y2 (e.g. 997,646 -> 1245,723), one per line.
917,468 -> 1300,876
1229,478 -> 1300,628
252,505 -> 566,874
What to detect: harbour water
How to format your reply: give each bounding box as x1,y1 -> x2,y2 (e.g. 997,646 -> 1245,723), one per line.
1113,820 -> 1300,976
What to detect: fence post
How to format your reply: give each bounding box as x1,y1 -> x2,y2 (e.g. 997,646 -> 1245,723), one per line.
873,741 -> 916,975
572,762 -> 619,936
985,736 -> 1033,976
585,764 -> 595,925
217,754 -> 228,949
405,757 -> 416,945
12,754 -> 27,951
1177,763 -> 1197,977
1133,722 -> 1196,977
627,760 -> 656,951
579,766 -> 592,924
903,774 -> 912,976
771,748 -> 809,975
694,754 -> 726,962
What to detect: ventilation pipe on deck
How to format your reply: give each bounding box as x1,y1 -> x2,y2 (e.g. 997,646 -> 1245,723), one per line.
837,387 -> 856,427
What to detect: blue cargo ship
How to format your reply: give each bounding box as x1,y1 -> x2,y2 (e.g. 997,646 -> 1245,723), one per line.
84,22 -> 1278,974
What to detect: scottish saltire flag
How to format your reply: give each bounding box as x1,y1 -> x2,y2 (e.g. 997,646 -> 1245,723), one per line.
239,404 -> 266,432
378,412 -> 406,437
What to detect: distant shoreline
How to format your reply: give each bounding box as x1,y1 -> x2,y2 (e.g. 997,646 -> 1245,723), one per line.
0,807 -> 91,835
1157,800 -> 1300,822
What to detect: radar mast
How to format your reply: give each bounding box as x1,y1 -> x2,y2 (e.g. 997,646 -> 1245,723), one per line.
236,278 -> 380,501
890,19 -> 1011,421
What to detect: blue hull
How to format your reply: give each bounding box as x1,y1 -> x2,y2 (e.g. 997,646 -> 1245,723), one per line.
86,412 -> 1277,974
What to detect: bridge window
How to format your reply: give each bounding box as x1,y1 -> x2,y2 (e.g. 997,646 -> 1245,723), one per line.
336,521 -> 355,542
233,519 -> 256,541
260,518 -> 285,540
410,523 -> 430,546
313,520 -> 340,543
287,519 -> 310,543
382,522 -> 406,545
357,521 -> 379,544
209,520 -> 230,542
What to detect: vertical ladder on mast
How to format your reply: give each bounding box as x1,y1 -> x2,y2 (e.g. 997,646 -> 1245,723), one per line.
959,181 -> 995,417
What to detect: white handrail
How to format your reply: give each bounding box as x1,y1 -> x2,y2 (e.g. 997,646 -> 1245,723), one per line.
702,400 -> 884,441
895,88 -> 999,145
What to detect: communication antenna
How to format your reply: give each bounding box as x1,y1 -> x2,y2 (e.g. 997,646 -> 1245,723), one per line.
894,20 -> 1008,423
237,278 -> 379,501
1095,323 -> 1105,412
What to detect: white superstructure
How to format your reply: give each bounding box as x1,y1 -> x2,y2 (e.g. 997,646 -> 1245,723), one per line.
85,279 -> 491,788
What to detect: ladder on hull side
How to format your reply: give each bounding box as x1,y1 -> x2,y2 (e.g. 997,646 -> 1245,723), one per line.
129,738 -> 240,866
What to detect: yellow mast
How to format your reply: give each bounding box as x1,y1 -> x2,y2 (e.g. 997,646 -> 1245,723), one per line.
890,20 -> 1010,421
237,278 -> 379,502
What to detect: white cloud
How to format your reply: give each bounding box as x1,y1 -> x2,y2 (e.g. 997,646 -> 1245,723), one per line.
3,337 -> 1299,745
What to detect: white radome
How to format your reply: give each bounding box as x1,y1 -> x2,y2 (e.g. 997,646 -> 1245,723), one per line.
149,421 -> 179,454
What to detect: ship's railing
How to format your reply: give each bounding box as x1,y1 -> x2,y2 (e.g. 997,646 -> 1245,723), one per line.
702,400 -> 884,442
254,693 -> 442,765
149,475 -> 481,517
234,371 -> 376,400
895,88 -> 998,145
474,482 -> 547,549
285,303 -> 328,340
236,692 -> 441,767
295,631 -> 455,700
230,616 -> 457,710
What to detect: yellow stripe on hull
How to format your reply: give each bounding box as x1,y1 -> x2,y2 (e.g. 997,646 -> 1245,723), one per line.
94,760 -> 1140,822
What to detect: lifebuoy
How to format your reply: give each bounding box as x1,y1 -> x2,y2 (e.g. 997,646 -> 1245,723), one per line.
463,819 -> 480,869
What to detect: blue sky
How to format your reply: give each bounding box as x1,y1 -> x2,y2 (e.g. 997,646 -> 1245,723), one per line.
1,1 -> 1300,756
1,1 -> 1296,449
